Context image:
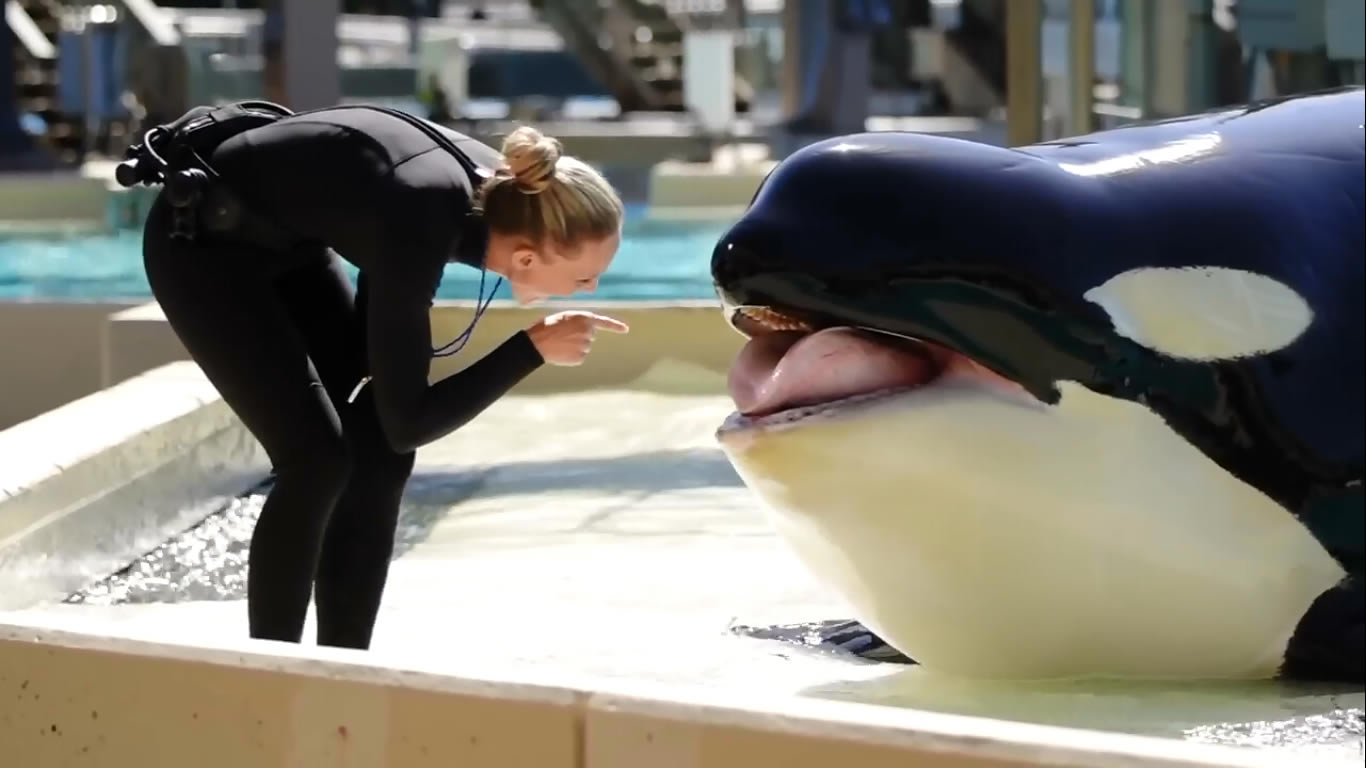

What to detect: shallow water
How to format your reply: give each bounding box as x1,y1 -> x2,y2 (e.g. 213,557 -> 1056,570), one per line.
65,480 -> 448,606
65,490 -> 265,606
806,667 -> 1364,761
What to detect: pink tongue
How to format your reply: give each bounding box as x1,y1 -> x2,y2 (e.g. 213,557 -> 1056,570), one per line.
728,327 -> 940,416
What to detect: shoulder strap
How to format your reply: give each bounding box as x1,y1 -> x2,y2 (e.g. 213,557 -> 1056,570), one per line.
317,104 -> 493,191
171,100 -> 296,155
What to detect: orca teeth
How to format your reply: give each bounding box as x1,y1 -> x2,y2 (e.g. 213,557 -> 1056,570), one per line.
736,306 -> 813,332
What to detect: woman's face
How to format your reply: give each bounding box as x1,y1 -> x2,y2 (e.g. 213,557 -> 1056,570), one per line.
508,232 -> 621,305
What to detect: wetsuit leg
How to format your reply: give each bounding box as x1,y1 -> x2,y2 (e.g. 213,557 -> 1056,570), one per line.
142,197 -> 351,643
274,263 -> 417,650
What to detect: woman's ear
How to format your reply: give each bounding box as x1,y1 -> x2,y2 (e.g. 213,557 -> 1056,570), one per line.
513,237 -> 548,267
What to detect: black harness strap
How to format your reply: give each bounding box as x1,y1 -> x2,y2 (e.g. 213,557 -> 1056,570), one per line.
119,101 -> 493,246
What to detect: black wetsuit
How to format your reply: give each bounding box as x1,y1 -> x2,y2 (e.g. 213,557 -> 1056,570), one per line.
141,106 -> 544,649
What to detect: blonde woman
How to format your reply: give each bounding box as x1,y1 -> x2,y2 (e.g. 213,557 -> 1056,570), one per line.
140,105 -> 628,650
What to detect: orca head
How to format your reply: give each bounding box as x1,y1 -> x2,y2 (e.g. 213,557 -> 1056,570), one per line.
708,128 -> 1361,679
716,133 -> 1204,404
712,130 -> 1361,521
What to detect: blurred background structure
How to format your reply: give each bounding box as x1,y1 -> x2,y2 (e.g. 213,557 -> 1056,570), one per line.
1,1 -> 1364,423
3,0 -> 1362,168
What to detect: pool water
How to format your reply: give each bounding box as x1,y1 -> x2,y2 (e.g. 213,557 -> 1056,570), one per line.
0,210 -> 732,301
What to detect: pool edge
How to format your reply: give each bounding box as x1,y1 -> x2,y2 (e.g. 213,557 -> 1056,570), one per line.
0,361 -> 269,610
0,617 -> 1304,768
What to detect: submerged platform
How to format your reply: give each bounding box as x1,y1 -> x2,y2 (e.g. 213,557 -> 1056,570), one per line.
3,385 -> 1362,766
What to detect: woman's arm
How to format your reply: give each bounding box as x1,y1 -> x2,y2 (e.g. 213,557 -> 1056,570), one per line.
362,265 -> 544,454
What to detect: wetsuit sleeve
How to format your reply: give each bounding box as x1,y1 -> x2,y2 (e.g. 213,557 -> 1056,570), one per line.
363,266 -> 544,453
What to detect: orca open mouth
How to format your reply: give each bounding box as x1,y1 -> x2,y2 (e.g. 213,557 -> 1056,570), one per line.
721,305 -> 1028,430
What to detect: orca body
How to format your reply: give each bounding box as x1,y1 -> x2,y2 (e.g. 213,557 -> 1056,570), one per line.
711,87 -> 1363,682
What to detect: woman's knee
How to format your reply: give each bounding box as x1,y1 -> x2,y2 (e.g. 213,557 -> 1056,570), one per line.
272,432 -> 354,496
355,448 -> 416,492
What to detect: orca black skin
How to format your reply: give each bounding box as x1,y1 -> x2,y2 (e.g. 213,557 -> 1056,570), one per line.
712,86 -> 1364,683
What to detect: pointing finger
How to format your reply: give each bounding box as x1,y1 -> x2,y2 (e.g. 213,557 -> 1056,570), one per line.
587,314 -> 630,334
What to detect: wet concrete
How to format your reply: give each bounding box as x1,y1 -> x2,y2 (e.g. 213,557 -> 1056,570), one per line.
7,391 -> 1364,765
64,475 -> 474,606
64,488 -> 266,606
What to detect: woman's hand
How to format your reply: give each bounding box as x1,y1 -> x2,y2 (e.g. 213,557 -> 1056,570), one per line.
526,311 -> 630,366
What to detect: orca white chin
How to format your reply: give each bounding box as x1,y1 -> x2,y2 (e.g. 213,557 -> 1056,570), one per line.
716,315 -> 1346,680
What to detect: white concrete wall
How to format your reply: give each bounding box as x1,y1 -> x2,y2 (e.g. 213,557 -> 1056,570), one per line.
0,301 -> 141,430
0,620 -> 1286,768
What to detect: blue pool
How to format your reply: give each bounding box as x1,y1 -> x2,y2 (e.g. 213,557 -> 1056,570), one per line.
0,209 -> 732,301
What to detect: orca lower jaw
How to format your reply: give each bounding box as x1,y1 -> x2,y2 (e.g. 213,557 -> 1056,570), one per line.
719,305 -> 1028,433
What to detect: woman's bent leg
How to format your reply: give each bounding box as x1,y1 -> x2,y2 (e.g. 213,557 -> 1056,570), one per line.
142,200 -> 351,642
275,260 -> 417,650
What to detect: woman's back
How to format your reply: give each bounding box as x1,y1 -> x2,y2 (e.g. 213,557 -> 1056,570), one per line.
210,106 -> 499,274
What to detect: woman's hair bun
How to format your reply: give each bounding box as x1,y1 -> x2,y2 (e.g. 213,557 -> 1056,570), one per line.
500,126 -> 562,195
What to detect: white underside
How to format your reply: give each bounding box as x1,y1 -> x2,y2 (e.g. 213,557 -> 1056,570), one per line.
717,375 -> 1346,681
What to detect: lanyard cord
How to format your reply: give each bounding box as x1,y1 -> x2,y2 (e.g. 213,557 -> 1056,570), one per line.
432,263 -> 504,358
347,266 -> 503,405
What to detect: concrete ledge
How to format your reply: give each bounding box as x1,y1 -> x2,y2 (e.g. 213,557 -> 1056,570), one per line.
0,620 -> 1297,768
6,298 -> 742,428
0,169 -> 112,229
648,158 -> 775,212
0,622 -> 582,768
585,685 -> 1293,768
647,204 -> 755,222
0,362 -> 268,610
104,300 -> 744,395
0,300 -> 141,430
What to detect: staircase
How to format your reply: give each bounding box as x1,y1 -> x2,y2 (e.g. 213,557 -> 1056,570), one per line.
531,0 -> 750,114
7,0 -> 84,163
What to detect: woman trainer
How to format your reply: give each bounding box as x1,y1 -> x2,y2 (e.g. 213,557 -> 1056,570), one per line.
140,104 -> 628,650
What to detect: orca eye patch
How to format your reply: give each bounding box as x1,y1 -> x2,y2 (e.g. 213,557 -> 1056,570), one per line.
1083,267 -> 1314,362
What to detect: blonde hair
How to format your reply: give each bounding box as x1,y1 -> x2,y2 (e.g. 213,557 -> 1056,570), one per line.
478,126 -> 624,249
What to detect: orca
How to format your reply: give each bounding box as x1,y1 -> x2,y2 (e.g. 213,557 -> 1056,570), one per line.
711,87 -> 1364,682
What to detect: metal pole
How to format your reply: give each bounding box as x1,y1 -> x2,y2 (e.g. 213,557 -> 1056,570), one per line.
1184,0 -> 1217,112
82,6 -> 96,160
408,0 -> 422,60
281,0 -> 340,110
1006,0 -> 1042,146
1068,0 -> 1096,136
